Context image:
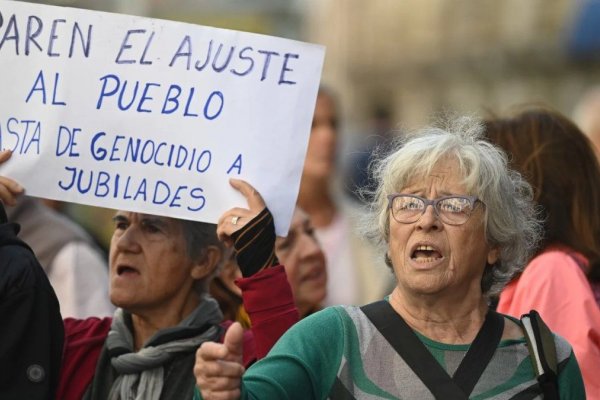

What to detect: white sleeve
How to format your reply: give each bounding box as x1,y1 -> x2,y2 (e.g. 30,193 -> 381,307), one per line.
47,242 -> 115,318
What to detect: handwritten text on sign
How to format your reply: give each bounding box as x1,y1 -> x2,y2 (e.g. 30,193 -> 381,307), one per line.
0,0 -> 324,235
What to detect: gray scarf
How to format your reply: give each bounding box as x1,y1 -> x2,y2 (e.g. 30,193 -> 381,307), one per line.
105,296 -> 223,400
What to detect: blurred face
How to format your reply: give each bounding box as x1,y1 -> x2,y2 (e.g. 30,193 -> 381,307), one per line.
276,208 -> 327,316
590,131 -> 600,159
303,92 -> 339,181
388,158 -> 498,298
216,254 -> 242,297
109,211 -> 200,314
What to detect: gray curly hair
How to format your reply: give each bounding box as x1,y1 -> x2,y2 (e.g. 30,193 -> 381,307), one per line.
359,116 -> 542,297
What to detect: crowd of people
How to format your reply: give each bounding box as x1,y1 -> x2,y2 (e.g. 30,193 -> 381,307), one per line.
2,81 -> 600,399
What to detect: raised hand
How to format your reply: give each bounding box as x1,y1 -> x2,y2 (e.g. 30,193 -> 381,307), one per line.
0,150 -> 24,206
217,179 -> 278,277
195,322 -> 245,400
216,178 -> 266,246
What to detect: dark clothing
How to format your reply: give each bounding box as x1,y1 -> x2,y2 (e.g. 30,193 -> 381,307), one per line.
82,302 -> 222,400
84,339 -> 204,400
0,212 -> 64,400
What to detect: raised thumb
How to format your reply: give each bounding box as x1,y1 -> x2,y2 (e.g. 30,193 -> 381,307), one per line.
223,321 -> 244,361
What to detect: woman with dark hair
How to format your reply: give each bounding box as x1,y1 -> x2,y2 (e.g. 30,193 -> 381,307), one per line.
485,108 -> 600,398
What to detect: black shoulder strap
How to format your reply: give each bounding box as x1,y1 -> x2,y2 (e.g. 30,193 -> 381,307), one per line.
361,301 -> 504,400
521,310 -> 559,400
452,308 -> 505,394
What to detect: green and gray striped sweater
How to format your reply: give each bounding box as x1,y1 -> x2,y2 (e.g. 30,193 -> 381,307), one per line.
195,304 -> 585,399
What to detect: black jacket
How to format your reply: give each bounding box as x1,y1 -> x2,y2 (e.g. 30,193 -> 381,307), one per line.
0,203 -> 64,400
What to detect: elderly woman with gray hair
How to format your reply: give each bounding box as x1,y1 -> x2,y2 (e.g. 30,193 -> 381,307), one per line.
194,116 -> 585,399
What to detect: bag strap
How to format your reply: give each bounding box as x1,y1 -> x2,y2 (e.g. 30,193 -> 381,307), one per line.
361,301 -> 504,399
520,310 -> 559,400
452,308 -> 505,394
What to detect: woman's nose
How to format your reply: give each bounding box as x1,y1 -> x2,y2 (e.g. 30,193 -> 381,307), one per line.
416,204 -> 442,231
298,233 -> 322,260
114,227 -> 142,252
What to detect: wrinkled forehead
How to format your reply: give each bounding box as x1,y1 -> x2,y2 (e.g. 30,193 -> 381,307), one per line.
113,210 -> 177,225
399,156 -> 470,191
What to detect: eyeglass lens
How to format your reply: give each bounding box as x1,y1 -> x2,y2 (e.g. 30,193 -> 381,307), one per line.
391,196 -> 474,225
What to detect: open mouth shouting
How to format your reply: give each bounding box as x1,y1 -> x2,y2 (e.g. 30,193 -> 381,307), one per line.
411,244 -> 444,266
115,264 -> 140,277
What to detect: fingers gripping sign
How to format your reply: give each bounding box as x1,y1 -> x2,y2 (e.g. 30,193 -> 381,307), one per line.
230,178 -> 266,211
0,150 -> 25,206
195,322 -> 245,400
216,179 -> 266,246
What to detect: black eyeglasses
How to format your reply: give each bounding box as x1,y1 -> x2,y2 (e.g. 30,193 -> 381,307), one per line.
387,194 -> 483,226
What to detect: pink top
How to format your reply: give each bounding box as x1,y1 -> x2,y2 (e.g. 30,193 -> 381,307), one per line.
497,249 -> 600,399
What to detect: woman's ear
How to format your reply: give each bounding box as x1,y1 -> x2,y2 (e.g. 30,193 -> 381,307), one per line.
190,245 -> 223,280
487,247 -> 500,265
384,251 -> 393,268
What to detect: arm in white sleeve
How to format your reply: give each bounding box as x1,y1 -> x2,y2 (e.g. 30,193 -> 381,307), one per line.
47,242 -> 114,318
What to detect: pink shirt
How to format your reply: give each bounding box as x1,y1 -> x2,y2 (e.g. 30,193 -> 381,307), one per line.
498,249 -> 600,399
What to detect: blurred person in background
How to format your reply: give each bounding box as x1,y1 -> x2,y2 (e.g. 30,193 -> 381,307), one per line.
211,205 -> 327,322
298,86 -> 390,307
572,85 -> 600,158
1,171 -> 113,318
345,105 -> 396,204
485,107 -> 600,398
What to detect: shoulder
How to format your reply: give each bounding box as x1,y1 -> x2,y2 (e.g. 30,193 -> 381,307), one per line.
551,332 -> 576,364
266,307 -> 350,362
527,249 -> 580,272
498,313 -> 527,341
0,223 -> 32,257
0,245 -> 37,282
0,232 -> 47,294
277,306 -> 349,340
522,249 -> 587,283
298,304 -> 385,343
64,316 -> 112,342
297,305 -> 348,327
499,311 -> 574,365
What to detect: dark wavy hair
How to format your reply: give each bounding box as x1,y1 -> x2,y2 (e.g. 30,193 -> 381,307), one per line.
484,107 -> 600,281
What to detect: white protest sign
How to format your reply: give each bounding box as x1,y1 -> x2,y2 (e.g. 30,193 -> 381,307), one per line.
0,0 -> 324,235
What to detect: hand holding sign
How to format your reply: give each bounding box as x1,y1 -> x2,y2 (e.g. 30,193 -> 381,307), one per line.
217,179 -> 267,246
0,150 -> 24,206
217,179 -> 278,277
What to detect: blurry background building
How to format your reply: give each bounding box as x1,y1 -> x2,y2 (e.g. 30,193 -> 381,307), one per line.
19,0 -> 600,241
306,0 -> 600,130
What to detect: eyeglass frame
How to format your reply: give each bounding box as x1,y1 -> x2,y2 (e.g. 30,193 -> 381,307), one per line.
386,194 -> 483,226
